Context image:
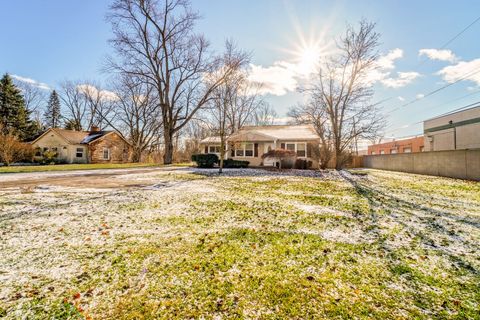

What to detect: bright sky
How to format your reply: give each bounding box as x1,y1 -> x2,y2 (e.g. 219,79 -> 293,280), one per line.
1,0 -> 480,139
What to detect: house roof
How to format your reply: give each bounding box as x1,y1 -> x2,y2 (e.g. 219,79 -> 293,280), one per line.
229,124 -> 319,141
200,136 -> 222,144
31,128 -> 115,145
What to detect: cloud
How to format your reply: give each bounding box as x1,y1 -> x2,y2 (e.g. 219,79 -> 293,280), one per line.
77,84 -> 119,101
247,61 -> 299,96
248,48 -> 417,96
377,48 -> 403,70
381,71 -> 421,88
419,49 -> 457,62
365,49 -> 419,88
416,93 -> 425,99
11,74 -> 50,90
397,96 -> 405,101
437,58 -> 480,86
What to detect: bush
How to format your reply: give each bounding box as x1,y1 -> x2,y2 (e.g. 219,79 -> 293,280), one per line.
294,159 -> 313,169
0,133 -> 34,166
262,149 -> 296,170
191,153 -> 219,168
223,159 -> 249,168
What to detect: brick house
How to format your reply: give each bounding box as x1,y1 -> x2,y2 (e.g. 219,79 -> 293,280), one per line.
31,127 -> 132,164
368,136 -> 424,155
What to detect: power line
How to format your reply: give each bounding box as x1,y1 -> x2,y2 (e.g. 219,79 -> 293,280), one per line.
384,100 -> 480,134
416,14 -> 480,69
384,65 -> 480,115
377,14 -> 480,113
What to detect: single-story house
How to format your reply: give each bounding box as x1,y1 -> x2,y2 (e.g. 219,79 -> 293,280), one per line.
200,124 -> 320,168
31,127 -> 132,164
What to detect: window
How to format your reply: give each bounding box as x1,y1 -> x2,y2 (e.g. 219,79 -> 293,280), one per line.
380,150 -> 385,155
371,151 -> 376,155
403,147 -> 412,153
234,143 -> 254,157
76,147 -> 84,158
235,143 -> 244,157
103,148 -> 110,160
296,143 -> 306,157
286,143 -> 295,151
245,143 -> 254,157
208,145 -> 221,153
420,146 -> 424,152
390,149 -> 398,154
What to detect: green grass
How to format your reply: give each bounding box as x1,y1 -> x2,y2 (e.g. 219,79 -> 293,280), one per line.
0,162 -> 192,174
1,169 -> 479,319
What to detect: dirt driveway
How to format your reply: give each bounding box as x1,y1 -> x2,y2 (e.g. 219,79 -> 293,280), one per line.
0,167 -> 186,189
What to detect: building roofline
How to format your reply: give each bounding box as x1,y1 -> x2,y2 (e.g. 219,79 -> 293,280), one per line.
424,104 -> 480,122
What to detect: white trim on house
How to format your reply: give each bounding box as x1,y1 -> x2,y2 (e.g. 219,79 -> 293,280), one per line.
234,142 -> 255,158
285,142 -> 307,158
102,147 -> 111,160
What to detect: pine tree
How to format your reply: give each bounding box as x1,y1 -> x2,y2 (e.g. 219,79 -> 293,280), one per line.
0,73 -> 34,140
44,90 -> 62,128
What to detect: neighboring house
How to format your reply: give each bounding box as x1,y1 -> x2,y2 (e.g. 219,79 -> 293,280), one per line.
368,136 -> 424,155
200,124 -> 320,167
424,105 -> 480,151
31,127 -> 132,164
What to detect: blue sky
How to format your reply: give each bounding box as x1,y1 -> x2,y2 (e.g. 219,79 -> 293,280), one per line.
1,0 -> 480,139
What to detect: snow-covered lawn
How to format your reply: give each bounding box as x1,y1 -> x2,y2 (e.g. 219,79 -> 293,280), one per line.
0,168 -> 479,319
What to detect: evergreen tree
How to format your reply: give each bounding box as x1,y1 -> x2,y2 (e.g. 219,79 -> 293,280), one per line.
44,90 -> 62,128
0,73 -> 34,140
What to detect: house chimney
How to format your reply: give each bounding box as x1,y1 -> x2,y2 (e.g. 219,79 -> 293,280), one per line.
90,126 -> 100,133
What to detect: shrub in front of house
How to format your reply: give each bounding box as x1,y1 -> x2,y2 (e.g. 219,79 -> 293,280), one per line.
223,159 -> 249,168
294,159 -> 313,169
191,153 -> 219,168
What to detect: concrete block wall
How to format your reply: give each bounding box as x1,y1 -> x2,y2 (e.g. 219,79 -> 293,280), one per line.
363,149 -> 480,181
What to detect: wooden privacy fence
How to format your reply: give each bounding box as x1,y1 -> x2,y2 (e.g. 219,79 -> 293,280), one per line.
363,149 -> 480,181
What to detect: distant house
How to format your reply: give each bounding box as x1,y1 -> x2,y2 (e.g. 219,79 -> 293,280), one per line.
31,127 -> 132,164
368,136 -> 424,155
424,105 -> 480,151
200,124 -> 320,167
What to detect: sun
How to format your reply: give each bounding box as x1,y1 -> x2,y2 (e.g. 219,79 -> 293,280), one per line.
295,44 -> 323,75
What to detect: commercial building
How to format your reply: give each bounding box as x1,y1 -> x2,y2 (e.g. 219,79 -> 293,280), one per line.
424,105 -> 480,151
367,136 -> 424,155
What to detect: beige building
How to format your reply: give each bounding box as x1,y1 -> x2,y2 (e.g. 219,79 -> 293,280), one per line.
200,124 -> 320,168
31,127 -> 132,164
424,105 -> 480,151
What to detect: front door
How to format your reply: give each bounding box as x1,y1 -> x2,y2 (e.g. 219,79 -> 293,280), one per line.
263,143 -> 277,166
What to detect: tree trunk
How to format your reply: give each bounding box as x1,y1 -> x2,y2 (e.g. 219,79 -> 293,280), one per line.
132,147 -> 142,163
163,130 -> 174,165
218,137 -> 225,173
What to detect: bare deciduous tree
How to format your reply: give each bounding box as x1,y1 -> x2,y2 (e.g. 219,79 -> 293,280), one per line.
206,41 -> 249,173
297,20 -> 384,169
253,102 -> 277,126
60,80 -> 89,131
107,0 -> 242,164
15,81 -> 47,127
97,75 -> 163,162
60,80 -> 116,131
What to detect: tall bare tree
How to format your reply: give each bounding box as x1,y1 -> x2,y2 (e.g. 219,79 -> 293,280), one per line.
97,75 -> 163,162
107,0 -> 241,164
298,20 -> 384,169
60,80 -> 116,131
288,102 -> 333,169
60,80 -> 89,131
253,102 -> 277,126
206,41 -> 249,173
